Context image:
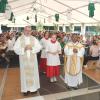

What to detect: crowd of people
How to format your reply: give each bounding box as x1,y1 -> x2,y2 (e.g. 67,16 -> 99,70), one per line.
0,26 -> 100,96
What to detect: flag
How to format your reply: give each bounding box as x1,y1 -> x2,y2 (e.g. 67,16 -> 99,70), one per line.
88,2 -> 95,17
0,0 -> 8,13
35,14 -> 37,22
9,12 -> 14,21
55,14 -> 59,22
26,16 -> 29,20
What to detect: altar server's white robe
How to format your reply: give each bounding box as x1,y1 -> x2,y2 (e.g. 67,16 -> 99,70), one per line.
13,35 -> 41,93
40,38 -> 49,58
64,42 -> 85,87
46,40 -> 61,66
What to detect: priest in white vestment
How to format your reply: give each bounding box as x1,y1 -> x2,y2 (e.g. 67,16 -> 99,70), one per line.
64,34 -> 85,89
13,26 -> 41,95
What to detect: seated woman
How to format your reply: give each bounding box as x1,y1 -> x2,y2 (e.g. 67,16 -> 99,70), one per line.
83,40 -> 99,68
89,40 -> 99,60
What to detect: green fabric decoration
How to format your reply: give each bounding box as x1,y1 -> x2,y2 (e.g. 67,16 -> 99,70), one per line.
9,12 -> 14,21
55,14 -> 59,22
0,0 -> 8,13
35,14 -> 37,22
26,16 -> 29,20
88,3 -> 95,17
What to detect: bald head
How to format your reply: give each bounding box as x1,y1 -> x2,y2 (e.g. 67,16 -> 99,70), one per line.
24,26 -> 32,36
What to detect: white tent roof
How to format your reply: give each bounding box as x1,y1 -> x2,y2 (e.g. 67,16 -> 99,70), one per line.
0,0 -> 100,26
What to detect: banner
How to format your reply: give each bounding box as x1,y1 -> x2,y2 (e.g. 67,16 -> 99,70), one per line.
55,14 -> 59,22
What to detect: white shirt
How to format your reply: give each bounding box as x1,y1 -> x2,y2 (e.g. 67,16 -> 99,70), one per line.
90,45 -> 99,57
46,40 -> 61,66
7,37 -> 15,51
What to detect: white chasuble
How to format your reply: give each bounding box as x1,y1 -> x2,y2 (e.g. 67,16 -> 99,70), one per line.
64,42 -> 85,87
14,35 -> 41,92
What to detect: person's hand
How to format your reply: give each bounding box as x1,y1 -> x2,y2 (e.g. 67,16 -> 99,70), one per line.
52,51 -> 60,55
52,52 -> 57,55
73,48 -> 78,53
48,51 -> 57,55
25,45 -> 32,51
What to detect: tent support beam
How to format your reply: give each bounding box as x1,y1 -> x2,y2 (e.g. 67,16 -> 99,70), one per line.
54,0 -> 100,22
60,1 -> 98,15
36,2 -> 82,23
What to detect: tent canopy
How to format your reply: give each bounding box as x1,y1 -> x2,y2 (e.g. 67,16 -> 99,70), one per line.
0,0 -> 100,26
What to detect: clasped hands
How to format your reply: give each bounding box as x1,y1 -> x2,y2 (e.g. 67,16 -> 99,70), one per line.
25,45 -> 32,51
48,51 -> 60,55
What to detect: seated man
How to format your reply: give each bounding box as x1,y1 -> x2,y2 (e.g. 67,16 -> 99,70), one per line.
83,40 -> 99,68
